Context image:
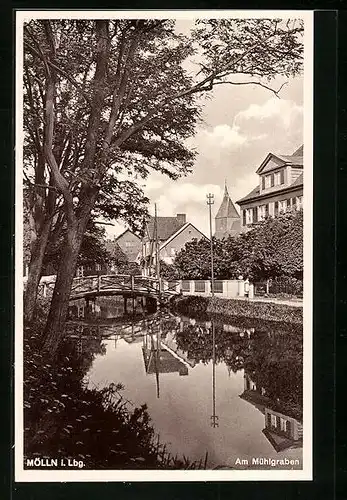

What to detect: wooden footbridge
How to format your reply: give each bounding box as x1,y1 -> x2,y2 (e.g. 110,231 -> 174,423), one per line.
70,274 -> 180,304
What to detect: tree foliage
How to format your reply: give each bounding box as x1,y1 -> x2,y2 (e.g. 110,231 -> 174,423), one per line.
42,222 -> 112,274
172,210 -> 303,282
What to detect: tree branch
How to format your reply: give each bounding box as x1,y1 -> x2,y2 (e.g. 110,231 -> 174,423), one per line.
24,41 -> 92,106
214,80 -> 288,98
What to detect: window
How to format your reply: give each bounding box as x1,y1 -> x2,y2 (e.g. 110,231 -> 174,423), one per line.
280,170 -> 285,184
270,414 -> 277,427
252,207 -> 258,223
274,171 -> 281,185
269,202 -> 275,217
245,208 -> 253,225
258,205 -> 266,221
278,200 -> 287,213
265,175 -> 272,188
96,263 -> 101,271
280,418 -> 288,432
242,209 -> 247,226
296,196 -> 303,210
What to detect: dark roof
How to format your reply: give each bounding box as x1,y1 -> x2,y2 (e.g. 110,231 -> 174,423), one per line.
237,186 -> 260,204
262,428 -> 302,453
143,348 -> 188,374
291,173 -> 303,188
215,185 -> 240,219
237,172 -> 303,205
146,216 -> 185,241
292,145 -> 303,156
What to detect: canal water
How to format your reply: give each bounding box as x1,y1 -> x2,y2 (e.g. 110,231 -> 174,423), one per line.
64,296 -> 303,470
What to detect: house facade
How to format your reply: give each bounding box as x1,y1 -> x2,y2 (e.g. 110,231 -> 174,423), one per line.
111,229 -> 142,263
214,183 -> 241,239
237,145 -> 303,230
142,213 -> 207,274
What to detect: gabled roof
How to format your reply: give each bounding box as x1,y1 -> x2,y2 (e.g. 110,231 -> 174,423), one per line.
236,174 -> 303,204
146,216 -> 185,241
256,145 -> 304,175
237,145 -> 304,205
114,228 -> 141,242
160,222 -> 208,250
215,185 -> 240,219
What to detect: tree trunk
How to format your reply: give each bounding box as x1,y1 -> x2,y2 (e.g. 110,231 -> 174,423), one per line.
24,218 -> 52,323
42,221 -> 84,354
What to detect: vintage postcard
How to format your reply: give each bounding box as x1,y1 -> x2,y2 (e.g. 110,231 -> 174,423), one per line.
15,9 -> 313,481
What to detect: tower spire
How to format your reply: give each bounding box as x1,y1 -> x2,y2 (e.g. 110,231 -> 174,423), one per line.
224,179 -> 228,196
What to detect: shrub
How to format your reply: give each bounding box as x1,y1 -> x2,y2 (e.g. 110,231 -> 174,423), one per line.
174,296 -> 302,325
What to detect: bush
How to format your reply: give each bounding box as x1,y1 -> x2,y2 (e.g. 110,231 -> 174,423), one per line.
174,296 -> 302,325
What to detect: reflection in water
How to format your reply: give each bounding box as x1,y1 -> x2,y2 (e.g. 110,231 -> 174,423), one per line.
211,321 -> 219,428
61,302 -> 303,469
240,369 -> 303,452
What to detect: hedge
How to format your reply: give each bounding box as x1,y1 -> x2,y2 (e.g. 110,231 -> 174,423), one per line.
174,295 -> 302,325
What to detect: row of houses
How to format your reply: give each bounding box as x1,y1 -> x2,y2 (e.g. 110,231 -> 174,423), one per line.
76,144 -> 303,276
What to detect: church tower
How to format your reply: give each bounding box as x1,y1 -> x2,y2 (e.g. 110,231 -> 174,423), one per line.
214,183 -> 241,239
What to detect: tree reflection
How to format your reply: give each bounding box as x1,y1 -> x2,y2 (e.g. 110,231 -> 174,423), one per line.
169,314 -> 302,419
24,320 -> 169,469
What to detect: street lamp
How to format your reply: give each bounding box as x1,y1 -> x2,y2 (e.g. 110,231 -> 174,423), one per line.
210,319 -> 219,428
206,193 -> 215,297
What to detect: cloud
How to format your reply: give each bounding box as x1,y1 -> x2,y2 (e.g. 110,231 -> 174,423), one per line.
202,124 -> 247,149
150,182 -> 224,236
105,85 -> 304,239
235,97 -> 303,132
154,182 -> 223,213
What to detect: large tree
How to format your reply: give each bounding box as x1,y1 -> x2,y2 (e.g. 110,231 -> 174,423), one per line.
23,18 -> 304,347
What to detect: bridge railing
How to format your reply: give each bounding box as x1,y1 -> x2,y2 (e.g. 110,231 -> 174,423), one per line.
134,275 -> 161,293
99,274 -> 132,292
71,275 -> 99,295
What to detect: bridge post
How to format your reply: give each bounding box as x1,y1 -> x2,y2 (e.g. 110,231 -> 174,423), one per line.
97,275 -> 101,292
131,275 -> 135,292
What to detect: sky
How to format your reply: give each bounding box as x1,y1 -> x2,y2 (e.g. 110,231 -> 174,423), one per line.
105,19 -> 304,239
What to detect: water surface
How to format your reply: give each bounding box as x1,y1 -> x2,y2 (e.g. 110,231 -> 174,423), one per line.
66,297 -> 303,469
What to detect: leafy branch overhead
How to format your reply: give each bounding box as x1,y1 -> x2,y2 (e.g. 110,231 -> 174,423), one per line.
22,17 -> 304,337
23,17 -> 304,196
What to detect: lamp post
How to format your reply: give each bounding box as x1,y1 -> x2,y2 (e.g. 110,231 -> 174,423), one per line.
210,319 -> 219,428
206,193 -> 215,297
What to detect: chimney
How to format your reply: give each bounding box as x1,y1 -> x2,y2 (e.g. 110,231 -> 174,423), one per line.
176,213 -> 186,225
